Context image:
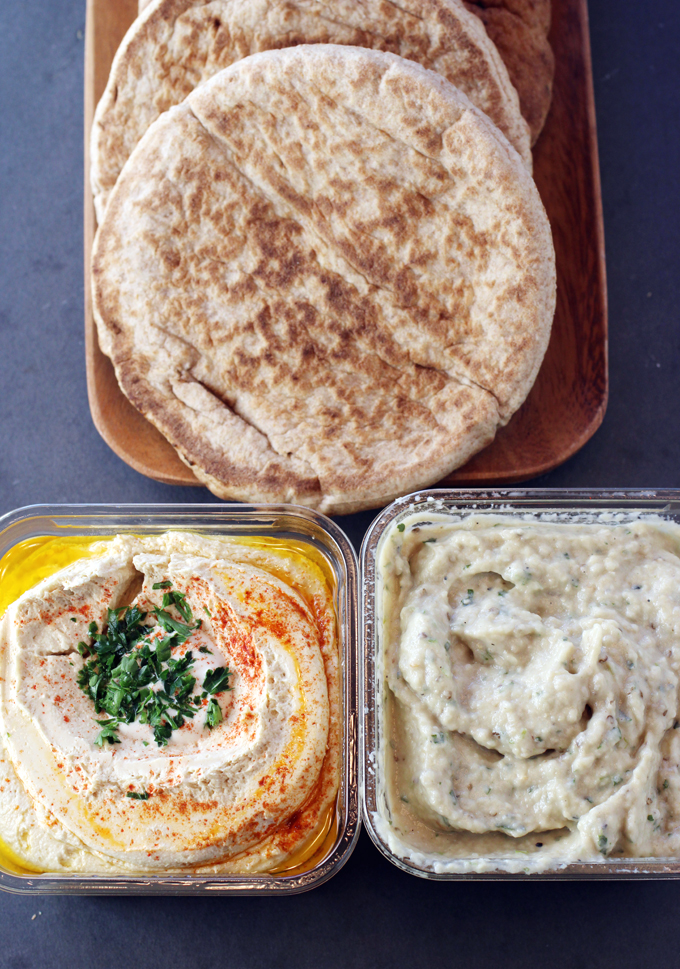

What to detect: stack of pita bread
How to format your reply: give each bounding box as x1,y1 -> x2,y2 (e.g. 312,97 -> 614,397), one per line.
91,0 -> 556,514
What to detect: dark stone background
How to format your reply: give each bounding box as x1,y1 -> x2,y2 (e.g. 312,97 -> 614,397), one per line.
0,2 -> 678,966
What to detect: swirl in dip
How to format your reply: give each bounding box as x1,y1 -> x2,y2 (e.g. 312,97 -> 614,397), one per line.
0,532 -> 339,874
377,512 -> 680,874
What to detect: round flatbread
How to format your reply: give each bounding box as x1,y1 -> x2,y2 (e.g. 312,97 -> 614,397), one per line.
91,0 -> 531,222
92,45 -> 555,514
463,0 -> 554,142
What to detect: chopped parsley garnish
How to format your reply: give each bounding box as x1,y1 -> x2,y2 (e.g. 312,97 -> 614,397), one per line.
93,718 -> 121,747
206,698 -> 223,729
126,791 -> 150,800
397,523 -> 405,532
203,667 -> 231,695
76,581 -> 231,747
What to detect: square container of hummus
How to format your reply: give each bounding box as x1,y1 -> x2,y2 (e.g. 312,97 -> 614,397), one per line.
0,503 -> 359,895
361,489 -> 680,879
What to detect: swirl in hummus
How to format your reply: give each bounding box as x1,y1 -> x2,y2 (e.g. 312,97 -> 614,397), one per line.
377,512 -> 680,874
0,532 -> 339,874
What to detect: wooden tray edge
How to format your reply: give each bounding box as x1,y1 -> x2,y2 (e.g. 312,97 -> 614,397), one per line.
83,0 -> 200,487
447,0 -> 609,487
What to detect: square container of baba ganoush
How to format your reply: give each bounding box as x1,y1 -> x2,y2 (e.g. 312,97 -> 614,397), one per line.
361,489 -> 680,880
0,503 -> 359,895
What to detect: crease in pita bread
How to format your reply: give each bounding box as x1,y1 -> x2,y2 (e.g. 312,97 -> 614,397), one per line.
92,45 -> 554,514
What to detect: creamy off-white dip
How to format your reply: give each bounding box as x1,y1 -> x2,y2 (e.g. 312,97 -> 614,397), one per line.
0,532 -> 339,875
376,511 -> 680,873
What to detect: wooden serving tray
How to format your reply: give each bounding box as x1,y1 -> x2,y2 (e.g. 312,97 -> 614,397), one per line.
84,0 -> 608,489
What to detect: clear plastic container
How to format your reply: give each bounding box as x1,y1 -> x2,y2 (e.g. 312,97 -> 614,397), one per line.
0,503 -> 359,895
360,489 -> 680,879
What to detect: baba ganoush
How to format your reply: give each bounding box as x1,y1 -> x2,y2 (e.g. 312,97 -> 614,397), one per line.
0,532 -> 340,875
376,511 -> 680,874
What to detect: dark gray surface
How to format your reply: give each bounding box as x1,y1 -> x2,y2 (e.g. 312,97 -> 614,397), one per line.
0,1 -> 679,966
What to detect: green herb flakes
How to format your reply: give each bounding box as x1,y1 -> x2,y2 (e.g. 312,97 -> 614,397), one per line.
76,581 -> 229,748
203,667 -> 231,695
206,698 -> 223,729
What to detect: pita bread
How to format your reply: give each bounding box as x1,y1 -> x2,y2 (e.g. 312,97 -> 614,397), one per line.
92,46 -> 555,514
92,0 -> 531,222
134,0 -> 552,140
137,0 -> 552,38
464,0 -> 554,142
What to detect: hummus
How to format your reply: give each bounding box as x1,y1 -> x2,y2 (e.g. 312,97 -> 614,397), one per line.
0,532 -> 339,875
376,511 -> 680,873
